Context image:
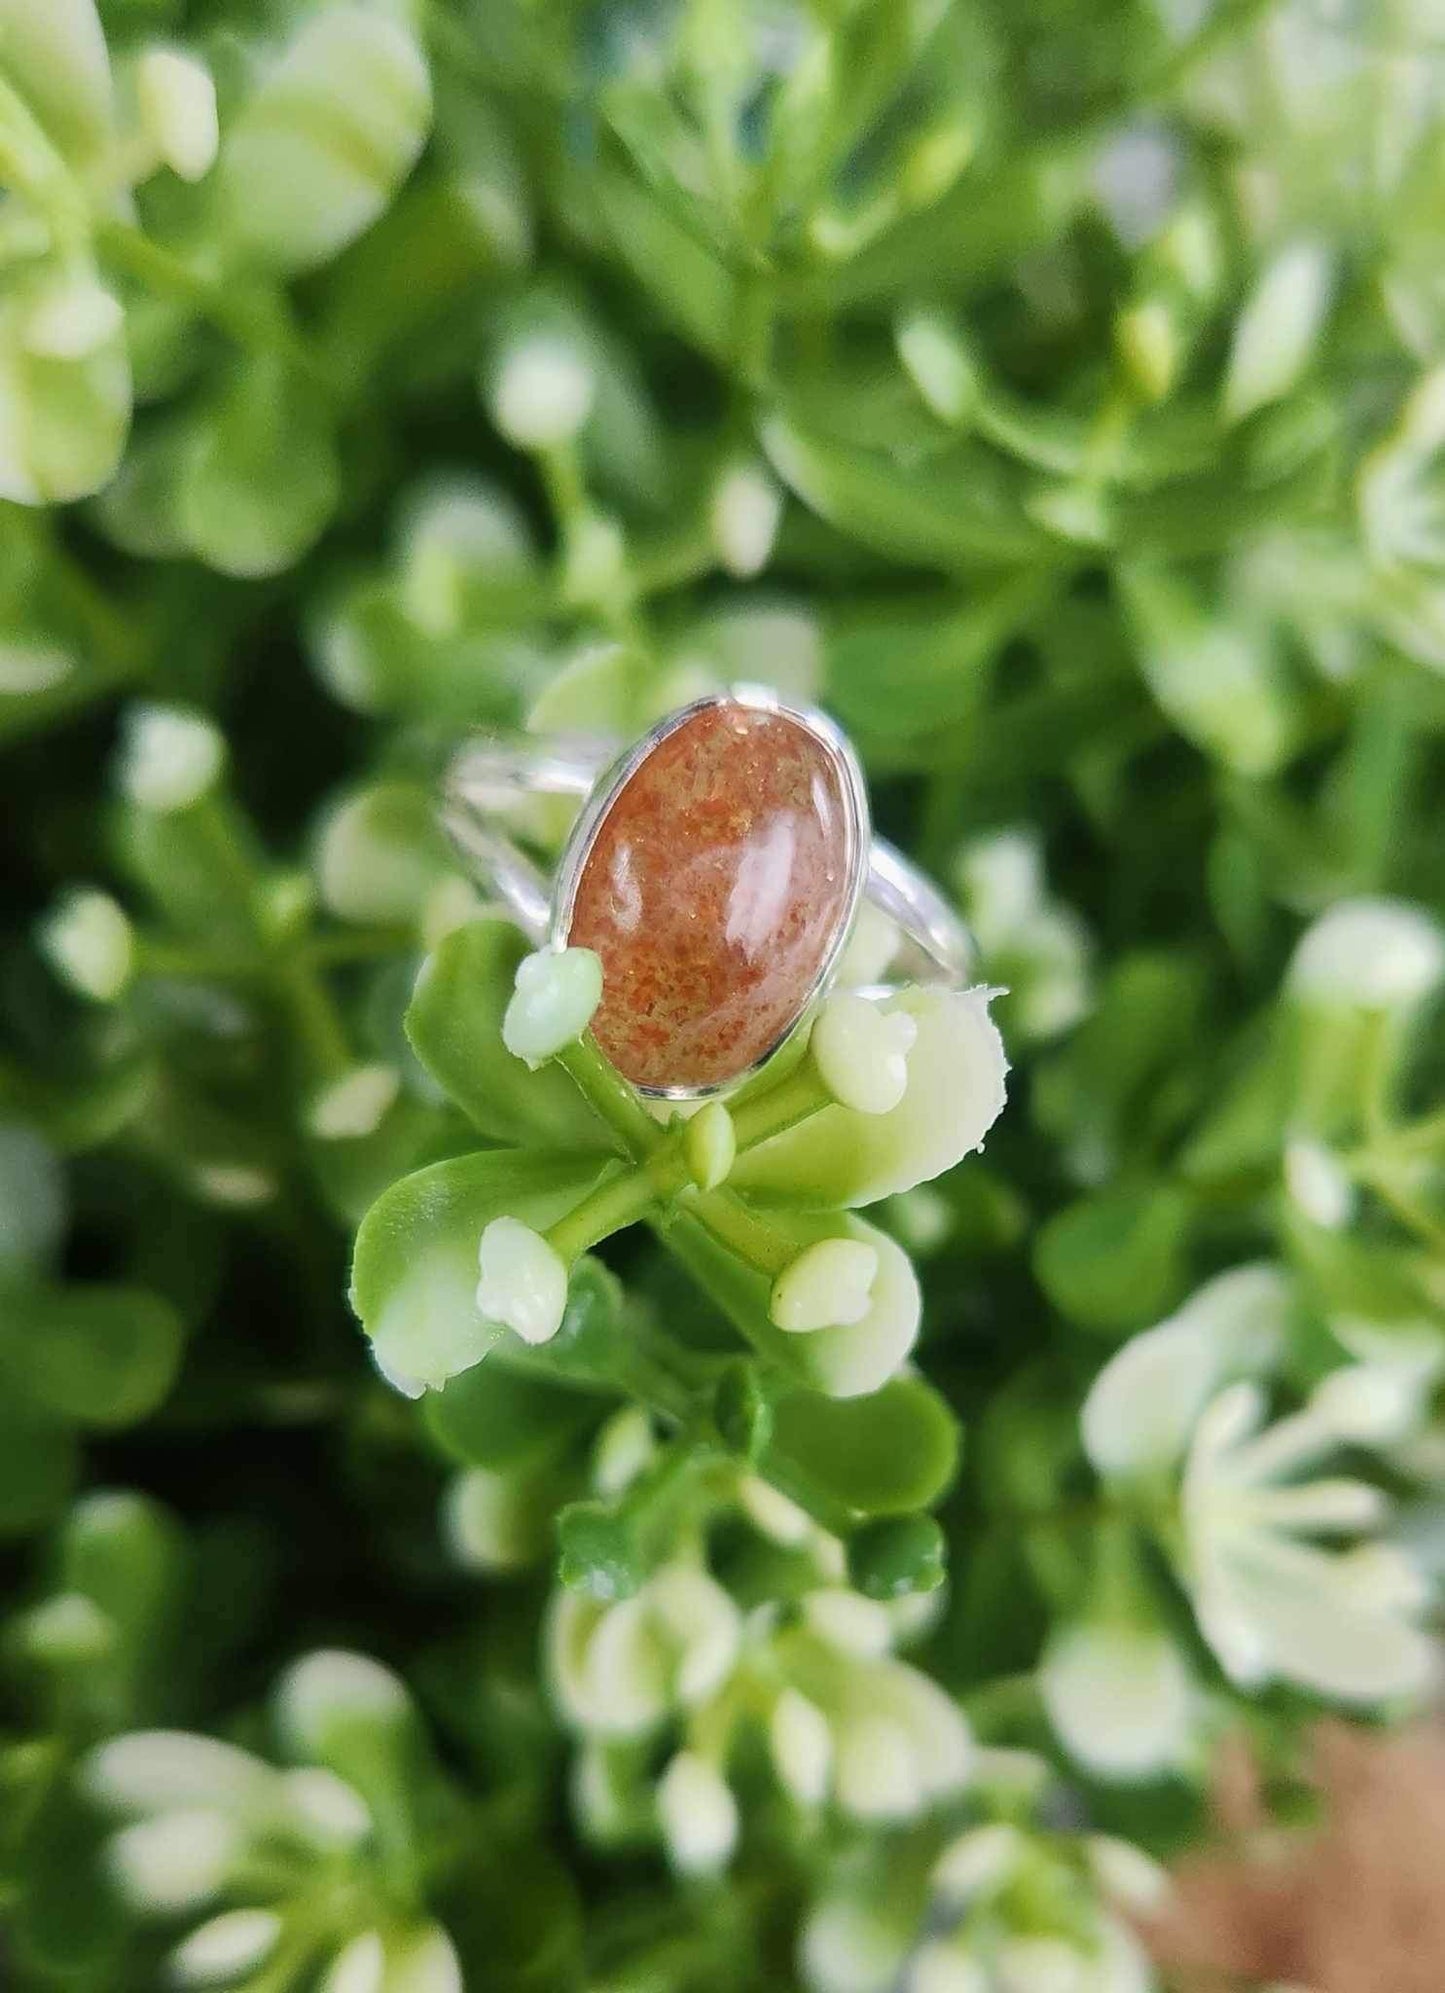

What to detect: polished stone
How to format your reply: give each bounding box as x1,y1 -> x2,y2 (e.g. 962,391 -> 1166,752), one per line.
566,702 -> 856,1091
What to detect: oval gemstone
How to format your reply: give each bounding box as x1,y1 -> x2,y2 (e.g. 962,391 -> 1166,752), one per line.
565,702 -> 858,1092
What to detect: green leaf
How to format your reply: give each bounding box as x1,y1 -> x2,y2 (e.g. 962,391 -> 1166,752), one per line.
0,277 -> 131,507
848,1515 -> 947,1598
0,0 -> 114,169
761,411 -> 1052,570
0,1283 -> 185,1427
759,1375 -> 960,1520
218,4 -> 433,274
426,1361 -> 599,1471
733,988 -> 1008,1209
350,1148 -> 607,1388
1034,1184 -> 1192,1336
177,360 -> 340,579
406,920 -> 612,1150
0,1398 -> 76,1537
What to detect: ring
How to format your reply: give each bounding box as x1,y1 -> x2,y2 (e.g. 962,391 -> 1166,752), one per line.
440,686 -> 970,1100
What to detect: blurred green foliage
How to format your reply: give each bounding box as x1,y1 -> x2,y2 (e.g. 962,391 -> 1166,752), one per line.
2,0 -> 1445,1989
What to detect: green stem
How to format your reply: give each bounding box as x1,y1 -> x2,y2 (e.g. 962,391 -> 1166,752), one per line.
728,1063 -> 831,1154
96,219 -> 320,380
555,1037 -> 664,1159
0,73 -> 87,245
681,1187 -> 796,1279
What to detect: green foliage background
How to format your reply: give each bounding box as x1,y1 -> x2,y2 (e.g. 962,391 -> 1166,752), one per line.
3,0 -> 1445,1988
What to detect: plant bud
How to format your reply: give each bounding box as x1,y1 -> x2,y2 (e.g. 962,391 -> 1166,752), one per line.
812,994 -> 917,1114
476,1217 -> 569,1346
40,889 -> 135,1001
502,948 -> 604,1068
656,1750 -> 738,1875
136,47 -> 218,182
118,703 -> 225,814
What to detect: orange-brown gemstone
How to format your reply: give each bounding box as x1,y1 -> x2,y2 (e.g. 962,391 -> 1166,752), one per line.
565,702 -> 857,1091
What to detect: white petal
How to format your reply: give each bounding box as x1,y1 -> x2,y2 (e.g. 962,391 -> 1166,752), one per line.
107,1810 -> 237,1913
318,1933 -> 385,1993
799,1898 -> 907,1993
169,1909 -> 281,1985
1039,1621 -> 1193,1781
1288,897 -> 1445,1010
1083,1265 -> 1289,1479
930,1823 -> 1025,1904
834,1716 -> 923,1820
770,1689 -> 833,1807
1198,1528 -> 1438,1702
656,1751 -> 738,1875
85,1732 -> 274,1816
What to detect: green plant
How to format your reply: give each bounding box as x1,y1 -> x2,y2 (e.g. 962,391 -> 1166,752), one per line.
2,2 -> 1444,1989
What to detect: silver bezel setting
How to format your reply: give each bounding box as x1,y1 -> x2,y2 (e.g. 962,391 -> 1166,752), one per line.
550,684 -> 872,1101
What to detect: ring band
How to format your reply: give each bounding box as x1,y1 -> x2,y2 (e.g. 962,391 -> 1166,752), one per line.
441,686 -> 970,1099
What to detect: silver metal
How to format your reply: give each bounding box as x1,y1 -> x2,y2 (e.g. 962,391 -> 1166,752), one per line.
441,687 -> 971,1096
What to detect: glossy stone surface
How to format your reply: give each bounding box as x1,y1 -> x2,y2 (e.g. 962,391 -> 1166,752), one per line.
565,703 -> 857,1091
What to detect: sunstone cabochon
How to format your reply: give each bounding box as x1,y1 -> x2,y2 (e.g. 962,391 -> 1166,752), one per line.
564,701 -> 859,1092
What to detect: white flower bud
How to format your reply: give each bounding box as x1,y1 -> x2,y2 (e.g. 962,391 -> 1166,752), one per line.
1288,897 -> 1445,1011
811,994 -> 917,1115
656,1750 -> 738,1875
0,640 -> 73,694
932,1824 -> 1025,1904
710,461 -> 782,578
107,1810 -> 238,1912
896,310 -> 980,426
800,1899 -> 907,1993
118,703 -> 225,814
908,1941 -> 989,1993
17,1592 -> 113,1664
803,1589 -> 894,1659
278,1768 -> 370,1849
308,1064 -> 401,1141
1039,1619 -> 1193,1781
21,266 -> 123,359
996,1938 -> 1087,1993
502,947 -> 604,1068
834,1715 -> 922,1820
592,1406 -> 657,1497
770,1688 -> 833,1806
41,889 -> 135,1001
683,1099 -> 736,1190
190,1164 -> 277,1209
646,1565 -> 743,1706
86,1732 -> 274,1817
443,1466 -> 545,1573
1087,1834 -> 1172,1914
320,1933 -> 386,1993
549,1592 -> 669,1737
488,335 -> 594,449
1309,1364 -> 1422,1444
475,1216 -> 569,1347
1223,237 -> 1334,424
1284,1137 -> 1355,1230
136,47 -> 219,182
387,1926 -> 464,1993
737,1474 -> 813,1546
789,1224 -> 921,1399
277,1650 -> 409,1759
169,1909 -> 281,1985
771,1238 -> 879,1334
398,476 -> 535,635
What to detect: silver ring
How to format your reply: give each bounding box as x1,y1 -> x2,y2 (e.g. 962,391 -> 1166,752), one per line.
440,685 -> 971,1100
